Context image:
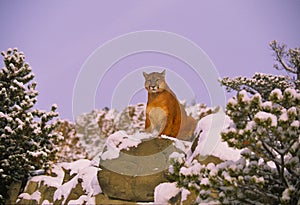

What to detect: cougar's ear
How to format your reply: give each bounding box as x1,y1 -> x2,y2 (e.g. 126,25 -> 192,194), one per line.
161,69 -> 166,77
143,72 -> 148,79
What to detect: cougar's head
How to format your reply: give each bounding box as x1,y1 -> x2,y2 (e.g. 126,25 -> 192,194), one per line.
143,70 -> 167,93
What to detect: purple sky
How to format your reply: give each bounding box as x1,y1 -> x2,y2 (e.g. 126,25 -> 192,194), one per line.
0,1 -> 299,120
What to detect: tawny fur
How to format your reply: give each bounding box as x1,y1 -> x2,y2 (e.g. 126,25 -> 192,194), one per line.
143,70 -> 197,141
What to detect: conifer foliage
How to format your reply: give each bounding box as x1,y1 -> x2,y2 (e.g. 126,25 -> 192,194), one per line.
169,42 -> 300,204
0,48 -> 61,203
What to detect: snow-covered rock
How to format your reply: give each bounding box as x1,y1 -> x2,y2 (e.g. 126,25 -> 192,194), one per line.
16,104 -> 244,205
16,159 -> 101,205
98,133 -> 184,202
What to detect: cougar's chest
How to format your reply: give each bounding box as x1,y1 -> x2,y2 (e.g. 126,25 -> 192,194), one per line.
147,107 -> 167,133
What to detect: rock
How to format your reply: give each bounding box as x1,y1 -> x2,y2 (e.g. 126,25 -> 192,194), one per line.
23,181 -> 39,195
17,180 -> 58,205
95,193 -> 138,204
38,181 -> 58,204
197,155 -> 223,165
98,137 -> 182,202
16,197 -> 39,205
60,179 -> 85,205
6,181 -> 23,205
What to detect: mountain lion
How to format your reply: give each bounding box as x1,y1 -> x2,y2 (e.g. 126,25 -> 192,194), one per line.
143,70 -> 197,141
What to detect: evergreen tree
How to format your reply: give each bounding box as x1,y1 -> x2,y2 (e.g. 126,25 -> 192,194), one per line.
0,48 -> 61,203
169,42 -> 300,204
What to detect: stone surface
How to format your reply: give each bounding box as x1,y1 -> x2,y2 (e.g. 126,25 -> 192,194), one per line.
98,137 -> 182,202
6,181 -> 23,205
62,179 -> 85,205
16,180 -> 58,205
95,193 -> 138,204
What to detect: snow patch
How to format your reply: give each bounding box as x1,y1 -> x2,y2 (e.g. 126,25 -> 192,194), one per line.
191,109 -> 242,161
68,195 -> 89,205
60,159 -> 91,175
154,182 -> 180,204
254,111 -> 278,127
270,88 -> 283,100
291,120 -> 299,127
162,135 -> 192,153
100,131 -> 153,160
54,161 -> 101,204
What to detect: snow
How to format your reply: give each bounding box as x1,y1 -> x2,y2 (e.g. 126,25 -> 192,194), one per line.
4,126 -> 13,133
162,135 -> 192,153
267,161 -> 276,169
86,197 -> 96,205
169,152 -> 185,164
251,176 -> 264,184
227,97 -> 237,106
288,106 -> 297,115
291,120 -> 299,127
190,109 -> 242,162
53,177 -> 77,203
281,186 -> 295,201
68,195 -> 89,205
31,191 -> 41,202
0,112 -> 6,118
254,111 -> 278,127
80,167 -> 101,194
60,159 -> 91,175
28,150 -> 47,158
100,131 -> 153,160
180,160 -> 203,176
222,171 -> 232,183
54,159 -> 101,204
28,164 -> 64,188
207,163 -> 218,177
18,193 -> 31,200
270,88 -> 283,100
13,79 -> 25,90
181,188 -> 190,202
52,103 -> 58,109
18,191 -> 41,204
279,109 -> 288,122
200,178 -> 210,186
41,200 -> 52,205
262,101 -> 273,109
245,121 -> 255,132
154,182 -> 180,204
239,90 -> 250,102
285,88 -> 298,98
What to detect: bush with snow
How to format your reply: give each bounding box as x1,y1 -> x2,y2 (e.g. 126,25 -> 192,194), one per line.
0,48 -> 61,203
169,84 -> 299,204
55,120 -> 88,162
218,87 -> 299,204
169,41 -> 300,204
75,104 -> 145,159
